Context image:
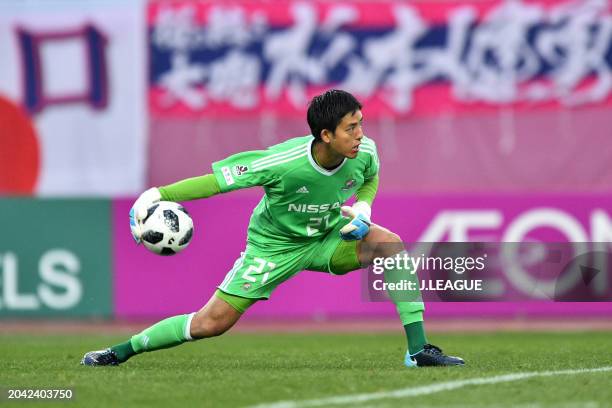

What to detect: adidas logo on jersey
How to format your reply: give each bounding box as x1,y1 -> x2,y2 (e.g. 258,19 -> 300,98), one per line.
296,186 -> 309,194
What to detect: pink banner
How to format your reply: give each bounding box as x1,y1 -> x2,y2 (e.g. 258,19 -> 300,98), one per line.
148,0 -> 612,118
113,193 -> 612,319
147,0 -> 612,193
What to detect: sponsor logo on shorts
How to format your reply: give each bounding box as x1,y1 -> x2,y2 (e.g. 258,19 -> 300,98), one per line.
221,166 -> 235,185
233,165 -> 248,176
242,283 -> 252,291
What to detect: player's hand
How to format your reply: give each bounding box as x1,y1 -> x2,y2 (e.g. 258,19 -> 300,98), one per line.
129,187 -> 161,243
339,202 -> 371,241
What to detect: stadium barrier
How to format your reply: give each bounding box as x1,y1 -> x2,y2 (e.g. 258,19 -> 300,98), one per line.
2,194 -> 611,319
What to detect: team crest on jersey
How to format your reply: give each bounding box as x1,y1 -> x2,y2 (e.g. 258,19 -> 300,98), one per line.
341,178 -> 357,190
233,165 -> 249,176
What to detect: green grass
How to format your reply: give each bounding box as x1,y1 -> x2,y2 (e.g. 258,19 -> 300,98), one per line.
1,332 -> 612,407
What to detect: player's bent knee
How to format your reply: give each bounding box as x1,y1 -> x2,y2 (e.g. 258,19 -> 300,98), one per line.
189,312 -> 234,339
188,292 -> 245,339
358,226 -> 405,265
189,302 -> 240,339
364,226 -> 404,259
368,225 -> 402,244
385,230 -> 401,244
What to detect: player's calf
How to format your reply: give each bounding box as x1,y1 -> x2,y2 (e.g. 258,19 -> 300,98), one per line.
354,226 -> 466,368
80,293 -> 246,366
189,295 -> 242,339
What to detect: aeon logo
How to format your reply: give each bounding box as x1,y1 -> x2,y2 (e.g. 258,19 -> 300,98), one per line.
417,208 -> 612,299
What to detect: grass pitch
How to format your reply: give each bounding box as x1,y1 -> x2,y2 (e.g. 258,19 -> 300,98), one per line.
1,331 -> 611,407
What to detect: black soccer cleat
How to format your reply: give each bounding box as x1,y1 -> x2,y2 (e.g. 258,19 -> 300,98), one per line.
405,344 -> 465,367
80,348 -> 120,366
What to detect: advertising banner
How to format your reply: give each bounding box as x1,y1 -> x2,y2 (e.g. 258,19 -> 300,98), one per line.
148,0 -> 612,117
0,0 -> 146,196
0,199 -> 112,317
113,193 -> 612,319
147,0 -> 612,192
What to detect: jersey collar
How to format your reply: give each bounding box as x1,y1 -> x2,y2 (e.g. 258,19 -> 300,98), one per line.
307,138 -> 347,176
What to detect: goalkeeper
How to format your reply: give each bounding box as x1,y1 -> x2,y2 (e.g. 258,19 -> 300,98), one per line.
82,90 -> 464,368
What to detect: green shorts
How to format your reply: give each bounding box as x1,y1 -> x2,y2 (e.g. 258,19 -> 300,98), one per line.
217,222 -> 360,300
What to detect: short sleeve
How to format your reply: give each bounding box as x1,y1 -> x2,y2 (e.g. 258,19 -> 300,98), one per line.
212,150 -> 280,192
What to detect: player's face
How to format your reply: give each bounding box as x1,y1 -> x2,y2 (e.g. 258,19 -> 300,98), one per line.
330,110 -> 364,159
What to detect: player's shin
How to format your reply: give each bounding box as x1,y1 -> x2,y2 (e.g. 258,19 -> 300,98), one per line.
383,250 -> 428,356
396,302 -> 427,356
110,313 -> 195,362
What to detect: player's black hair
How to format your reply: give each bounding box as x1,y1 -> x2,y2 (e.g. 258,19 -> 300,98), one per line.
307,90 -> 362,141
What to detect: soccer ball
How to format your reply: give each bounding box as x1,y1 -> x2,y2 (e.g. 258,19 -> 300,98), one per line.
140,201 -> 194,256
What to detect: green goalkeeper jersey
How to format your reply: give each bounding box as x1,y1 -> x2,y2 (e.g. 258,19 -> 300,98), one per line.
211,135 -> 379,250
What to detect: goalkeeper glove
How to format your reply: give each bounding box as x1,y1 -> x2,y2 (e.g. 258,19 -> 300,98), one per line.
339,201 -> 372,241
129,187 -> 161,243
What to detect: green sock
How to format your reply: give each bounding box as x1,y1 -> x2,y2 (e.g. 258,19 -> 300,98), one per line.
404,321 -> 427,356
110,313 -> 194,361
396,302 -> 427,355
384,250 -> 427,356
111,340 -> 136,363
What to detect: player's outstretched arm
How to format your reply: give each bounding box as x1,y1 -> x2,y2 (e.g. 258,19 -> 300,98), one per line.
129,174 -> 221,243
158,173 -> 221,201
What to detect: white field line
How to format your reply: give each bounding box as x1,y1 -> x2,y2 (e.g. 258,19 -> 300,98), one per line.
248,366 -> 612,408
357,401 -> 601,408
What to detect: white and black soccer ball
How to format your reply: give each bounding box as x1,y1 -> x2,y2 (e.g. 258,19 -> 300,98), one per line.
140,201 -> 194,256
